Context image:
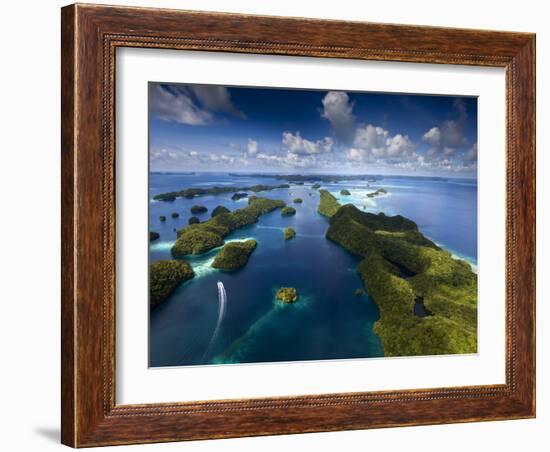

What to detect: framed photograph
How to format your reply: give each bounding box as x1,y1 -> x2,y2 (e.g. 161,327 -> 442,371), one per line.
61,3 -> 536,447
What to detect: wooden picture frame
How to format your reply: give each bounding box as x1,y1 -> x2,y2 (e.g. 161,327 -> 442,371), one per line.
61,3 -> 536,447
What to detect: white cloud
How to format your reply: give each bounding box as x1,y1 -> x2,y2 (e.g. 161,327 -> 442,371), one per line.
247,139 -> 259,156
348,124 -> 415,163
256,151 -> 327,169
422,99 -> 469,159
150,85 -> 213,125
282,131 -> 334,155
150,84 -> 245,126
423,127 -> 441,146
321,91 -> 355,143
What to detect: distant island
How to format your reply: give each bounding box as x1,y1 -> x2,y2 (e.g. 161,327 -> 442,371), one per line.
367,188 -> 388,198
227,173 -> 452,183
229,173 -> 382,183
151,171 -> 196,176
153,183 -> 290,202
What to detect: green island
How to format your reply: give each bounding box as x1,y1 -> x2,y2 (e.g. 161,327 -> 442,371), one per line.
212,239 -> 258,270
149,260 -> 195,309
318,189 -> 342,218
231,192 -> 248,201
311,183 -> 321,189
211,205 -> 230,217
320,192 -> 477,356
159,215 -> 166,222
284,227 -> 296,240
281,206 -> 296,216
150,231 -> 160,242
355,288 -> 364,297
153,183 -> 290,202
276,287 -> 298,303
190,205 -> 208,214
340,189 -> 351,196
188,216 -> 200,225
171,212 -> 179,218
293,198 -> 303,204
367,188 -> 388,198
171,196 -> 286,257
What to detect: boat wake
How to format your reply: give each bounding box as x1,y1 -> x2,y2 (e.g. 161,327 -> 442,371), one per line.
203,281 -> 227,360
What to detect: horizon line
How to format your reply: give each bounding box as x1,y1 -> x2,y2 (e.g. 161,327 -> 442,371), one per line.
149,170 -> 477,180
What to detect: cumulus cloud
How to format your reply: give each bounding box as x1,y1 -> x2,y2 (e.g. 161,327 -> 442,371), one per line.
150,84 -> 245,125
347,124 -> 415,163
282,131 -> 334,155
256,151 -> 328,169
321,91 -> 355,144
247,139 -> 259,156
422,99 -> 469,159
150,147 -> 252,170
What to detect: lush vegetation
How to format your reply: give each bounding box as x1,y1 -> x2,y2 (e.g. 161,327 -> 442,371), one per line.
150,231 -> 160,242
281,206 -> 297,216
211,239 -> 257,270
340,189 -> 351,196
171,196 -> 286,257
149,260 -> 195,309
211,205 -> 230,217
317,190 -> 342,218
276,287 -> 298,303
231,192 -> 248,201
311,183 -> 321,189
190,205 -> 208,214
188,216 -> 200,225
284,227 -> 296,240
153,183 -> 290,201
172,229 -> 224,256
324,203 -> 477,356
293,198 -> 303,204
159,215 -> 166,222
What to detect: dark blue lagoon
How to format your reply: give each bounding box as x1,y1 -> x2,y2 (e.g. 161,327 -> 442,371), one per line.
149,173 -> 477,367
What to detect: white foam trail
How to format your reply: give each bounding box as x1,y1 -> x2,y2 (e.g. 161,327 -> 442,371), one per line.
203,281 -> 227,360
149,240 -> 175,252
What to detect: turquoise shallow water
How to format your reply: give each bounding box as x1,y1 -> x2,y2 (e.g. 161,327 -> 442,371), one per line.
148,173 -> 477,367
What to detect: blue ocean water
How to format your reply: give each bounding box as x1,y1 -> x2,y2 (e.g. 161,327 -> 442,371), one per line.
148,173 -> 477,367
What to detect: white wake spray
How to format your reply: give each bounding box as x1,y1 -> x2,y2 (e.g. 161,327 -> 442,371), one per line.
203,281 -> 227,360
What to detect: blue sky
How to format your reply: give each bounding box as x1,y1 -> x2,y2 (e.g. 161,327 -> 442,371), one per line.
149,83 -> 478,177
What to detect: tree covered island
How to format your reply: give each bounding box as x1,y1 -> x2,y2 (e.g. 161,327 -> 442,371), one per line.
149,260 -> 195,309
319,191 -> 477,356
153,183 -> 290,202
212,239 -> 258,270
171,196 -> 285,257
